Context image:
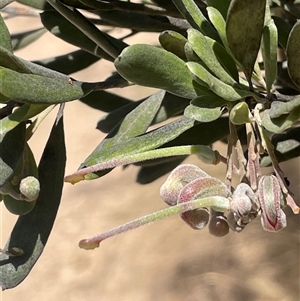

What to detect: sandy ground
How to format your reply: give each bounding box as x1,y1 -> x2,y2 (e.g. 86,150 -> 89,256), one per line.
1,4 -> 300,301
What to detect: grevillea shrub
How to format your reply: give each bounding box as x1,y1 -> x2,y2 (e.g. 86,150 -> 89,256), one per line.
0,0 -> 299,289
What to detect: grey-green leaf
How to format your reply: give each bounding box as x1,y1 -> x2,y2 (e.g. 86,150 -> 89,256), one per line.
0,14 -> 12,52
287,21 -> 300,90
0,114 -> 66,290
226,0 -> 266,86
40,10 -> 114,61
206,0 -> 231,20
172,0 -> 220,42
184,95 -> 226,122
0,122 -> 26,186
0,67 -> 96,104
186,62 -> 254,101
261,107 -> 300,134
114,44 -> 197,99
159,30 -> 187,60
66,117 -> 195,182
268,96 -> 300,119
187,28 -> 237,86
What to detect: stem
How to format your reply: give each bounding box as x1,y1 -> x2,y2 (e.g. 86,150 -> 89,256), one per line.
65,145 -> 216,184
79,196 -> 230,250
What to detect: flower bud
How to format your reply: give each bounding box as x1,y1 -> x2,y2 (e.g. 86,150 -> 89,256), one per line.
160,164 -> 209,206
230,183 -> 259,227
208,211 -> 229,237
19,176 -> 40,202
178,176 -> 231,229
257,175 -> 287,232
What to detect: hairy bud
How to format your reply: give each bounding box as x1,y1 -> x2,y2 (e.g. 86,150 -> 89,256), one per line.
257,175 -> 287,232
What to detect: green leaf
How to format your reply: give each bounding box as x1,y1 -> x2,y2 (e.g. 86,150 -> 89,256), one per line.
34,49 -> 100,75
0,122 -> 26,186
229,101 -> 251,125
163,117 -> 230,147
184,95 -> 226,122
11,28 -> 47,51
172,0 -> 220,42
84,90 -> 171,159
97,92 -> 189,133
159,30 -> 187,60
0,46 -> 30,73
65,117 -> 195,183
205,36 -> 239,83
187,28 -> 237,86
186,62 -> 254,101
40,10 -> 114,61
0,14 -> 12,52
0,104 -> 49,141
287,21 -> 300,90
45,1 -> 127,59
206,0 -> 231,20
261,127 -> 300,166
0,113 -> 66,290
226,0 -> 266,86
114,44 -> 197,99
261,107 -> 300,134
206,6 -> 229,52
0,46 -> 72,79
268,96 -> 300,119
261,5 -> 278,95
97,10 -> 189,34
0,67 -> 96,104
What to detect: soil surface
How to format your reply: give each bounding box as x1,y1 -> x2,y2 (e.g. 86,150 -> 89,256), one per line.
1,4 -> 299,301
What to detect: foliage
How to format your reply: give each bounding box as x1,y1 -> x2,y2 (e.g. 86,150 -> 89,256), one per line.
0,0 -> 300,289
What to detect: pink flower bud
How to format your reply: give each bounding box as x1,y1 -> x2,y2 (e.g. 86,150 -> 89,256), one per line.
160,164 -> 209,206
257,175 -> 287,232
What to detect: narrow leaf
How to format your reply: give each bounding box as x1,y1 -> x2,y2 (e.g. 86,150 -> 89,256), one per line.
65,117 -> 195,183
0,104 -> 49,140
0,114 -> 66,290
261,107 -> 300,134
159,30 -> 187,60
226,0 -> 266,86
206,0 -> 231,20
287,21 -> 300,90
40,10 -> 114,61
187,62 -> 254,101
0,14 -> 12,51
0,122 -> 26,186
269,96 -> 300,119
187,28 -> 237,85
172,0 -> 220,42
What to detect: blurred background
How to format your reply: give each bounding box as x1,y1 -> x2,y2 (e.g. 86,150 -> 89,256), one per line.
1,3 -> 299,301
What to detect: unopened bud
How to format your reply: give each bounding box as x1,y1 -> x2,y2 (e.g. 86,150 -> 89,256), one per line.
257,175 -> 287,232
160,164 -> 209,206
19,176 -> 40,202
